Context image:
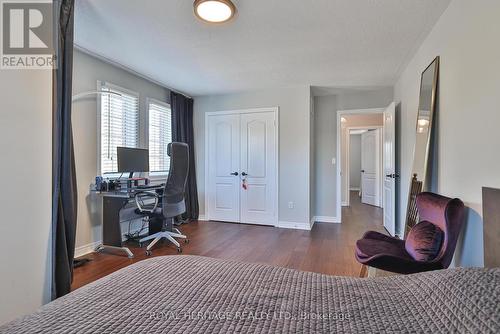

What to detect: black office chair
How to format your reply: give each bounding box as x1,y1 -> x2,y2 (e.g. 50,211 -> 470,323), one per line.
135,142 -> 190,255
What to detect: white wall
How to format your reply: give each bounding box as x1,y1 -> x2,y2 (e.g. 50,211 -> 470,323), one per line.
313,89 -> 392,219
193,86 -> 312,226
349,134 -> 362,189
394,0 -> 500,267
0,71 -> 52,323
72,49 -> 170,251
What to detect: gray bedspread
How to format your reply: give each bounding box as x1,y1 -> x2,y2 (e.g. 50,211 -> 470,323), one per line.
1,255 -> 499,333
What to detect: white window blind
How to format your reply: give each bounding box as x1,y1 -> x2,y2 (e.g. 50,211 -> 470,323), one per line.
100,83 -> 139,174
148,100 -> 172,174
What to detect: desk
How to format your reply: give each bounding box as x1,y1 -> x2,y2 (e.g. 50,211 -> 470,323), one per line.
92,186 -> 164,258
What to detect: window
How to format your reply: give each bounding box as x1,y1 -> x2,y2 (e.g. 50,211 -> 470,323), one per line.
99,82 -> 139,174
148,99 -> 172,174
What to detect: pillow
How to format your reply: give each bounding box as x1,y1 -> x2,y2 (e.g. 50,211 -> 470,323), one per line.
405,221 -> 444,261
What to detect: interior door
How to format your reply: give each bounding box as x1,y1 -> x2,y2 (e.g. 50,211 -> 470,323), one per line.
240,112 -> 277,225
361,129 -> 380,207
207,114 -> 241,222
383,102 -> 397,236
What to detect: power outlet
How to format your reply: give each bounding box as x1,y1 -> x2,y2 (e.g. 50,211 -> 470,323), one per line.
288,201 -> 294,209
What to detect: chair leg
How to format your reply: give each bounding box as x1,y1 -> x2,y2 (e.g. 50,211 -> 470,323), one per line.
146,236 -> 162,252
167,231 -> 186,239
164,233 -> 181,248
139,233 -> 159,243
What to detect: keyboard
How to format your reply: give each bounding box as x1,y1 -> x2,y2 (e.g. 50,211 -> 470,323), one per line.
135,183 -> 165,190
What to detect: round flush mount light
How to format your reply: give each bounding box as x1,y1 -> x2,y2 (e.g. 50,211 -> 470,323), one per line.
194,0 -> 236,24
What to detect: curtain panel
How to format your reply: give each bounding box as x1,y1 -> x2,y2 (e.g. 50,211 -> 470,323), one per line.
170,92 -> 199,220
52,0 -> 77,299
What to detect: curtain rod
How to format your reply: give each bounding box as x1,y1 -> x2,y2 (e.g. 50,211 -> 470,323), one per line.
74,44 -> 193,99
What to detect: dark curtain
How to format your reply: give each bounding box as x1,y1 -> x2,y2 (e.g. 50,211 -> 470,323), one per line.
170,91 -> 199,220
52,0 -> 77,299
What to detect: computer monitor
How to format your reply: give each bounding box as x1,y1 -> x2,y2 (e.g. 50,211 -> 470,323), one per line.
117,147 -> 149,173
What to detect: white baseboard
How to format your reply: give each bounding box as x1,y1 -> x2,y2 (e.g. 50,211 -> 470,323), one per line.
75,241 -> 101,258
74,225 -> 147,258
277,220 -> 312,231
313,216 -> 340,224
341,201 -> 348,207
198,214 -> 207,221
350,187 -> 360,191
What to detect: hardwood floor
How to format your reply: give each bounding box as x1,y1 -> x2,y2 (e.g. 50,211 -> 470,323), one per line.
72,191 -> 385,290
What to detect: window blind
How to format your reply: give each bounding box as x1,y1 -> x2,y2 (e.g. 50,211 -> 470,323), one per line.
148,101 -> 172,173
100,84 -> 139,174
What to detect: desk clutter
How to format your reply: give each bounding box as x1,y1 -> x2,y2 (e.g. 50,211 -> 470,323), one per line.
90,143 -> 191,258
94,175 -> 151,192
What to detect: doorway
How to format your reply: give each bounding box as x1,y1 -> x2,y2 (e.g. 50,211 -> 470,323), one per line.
336,103 -> 397,236
205,107 -> 279,226
347,128 -> 382,207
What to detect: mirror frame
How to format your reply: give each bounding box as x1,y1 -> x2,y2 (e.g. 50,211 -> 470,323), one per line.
404,56 -> 440,237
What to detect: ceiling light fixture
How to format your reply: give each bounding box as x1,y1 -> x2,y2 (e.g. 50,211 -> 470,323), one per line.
194,0 -> 236,24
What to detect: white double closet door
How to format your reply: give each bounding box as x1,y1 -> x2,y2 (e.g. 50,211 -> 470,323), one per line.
207,110 -> 277,226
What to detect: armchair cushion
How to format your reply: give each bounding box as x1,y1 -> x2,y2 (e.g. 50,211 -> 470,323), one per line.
405,221 -> 444,262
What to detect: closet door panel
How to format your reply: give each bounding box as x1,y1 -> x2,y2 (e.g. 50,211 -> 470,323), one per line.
207,114 -> 240,222
240,112 -> 276,225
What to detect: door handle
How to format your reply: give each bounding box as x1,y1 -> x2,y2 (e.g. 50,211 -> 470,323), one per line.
230,172 -> 239,176
241,172 -> 248,176
361,170 -> 365,173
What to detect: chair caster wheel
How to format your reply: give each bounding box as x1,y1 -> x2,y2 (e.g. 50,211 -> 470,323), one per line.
145,250 -> 152,256
184,239 -> 190,244
177,247 -> 182,253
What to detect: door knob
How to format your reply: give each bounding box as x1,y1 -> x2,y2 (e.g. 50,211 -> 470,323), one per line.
230,172 -> 239,176
241,172 -> 248,176
361,170 -> 365,173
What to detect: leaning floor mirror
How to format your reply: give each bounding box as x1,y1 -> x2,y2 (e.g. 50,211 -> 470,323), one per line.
404,56 -> 440,237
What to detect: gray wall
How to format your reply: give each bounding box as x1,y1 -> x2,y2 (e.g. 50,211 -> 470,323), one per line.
0,70 -> 52,323
193,86 -> 312,225
309,93 -> 315,221
313,89 -> 393,219
72,49 -> 170,250
349,134 -> 362,189
394,0 -> 500,267
313,95 -> 338,218
337,88 -> 394,110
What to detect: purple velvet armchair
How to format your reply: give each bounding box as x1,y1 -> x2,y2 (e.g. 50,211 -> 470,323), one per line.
355,192 -> 465,274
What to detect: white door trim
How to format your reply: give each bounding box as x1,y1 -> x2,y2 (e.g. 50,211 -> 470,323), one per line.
205,107 -> 279,227
345,126 -> 383,207
336,108 -> 384,223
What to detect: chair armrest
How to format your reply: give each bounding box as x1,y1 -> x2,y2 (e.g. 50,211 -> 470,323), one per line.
134,191 -> 159,213
362,231 -> 405,245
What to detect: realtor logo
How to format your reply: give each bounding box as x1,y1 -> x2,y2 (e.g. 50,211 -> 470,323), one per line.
1,0 -> 55,69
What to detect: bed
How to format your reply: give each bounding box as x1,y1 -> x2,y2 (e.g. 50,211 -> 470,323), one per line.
1,255 -> 499,333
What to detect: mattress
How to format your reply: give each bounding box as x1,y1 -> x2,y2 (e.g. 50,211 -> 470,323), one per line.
1,255 -> 499,333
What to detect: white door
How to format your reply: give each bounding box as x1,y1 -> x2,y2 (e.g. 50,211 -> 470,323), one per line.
207,110 -> 277,226
207,114 -> 241,222
240,112 -> 277,225
383,102 -> 397,236
361,129 -> 380,207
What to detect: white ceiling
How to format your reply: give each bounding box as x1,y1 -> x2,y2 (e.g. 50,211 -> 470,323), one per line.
75,0 -> 451,97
